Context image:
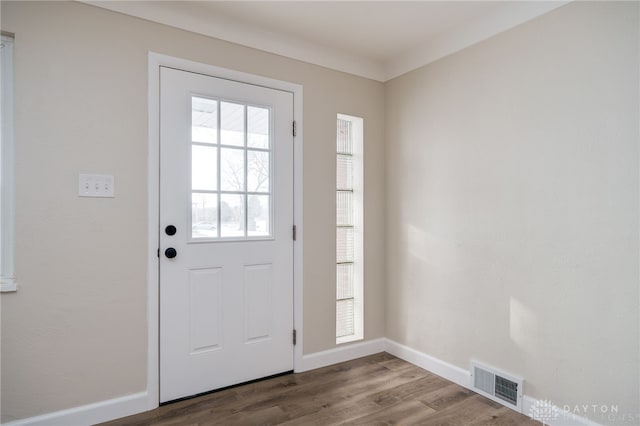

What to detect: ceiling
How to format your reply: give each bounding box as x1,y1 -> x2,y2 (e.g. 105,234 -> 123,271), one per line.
86,1 -> 568,81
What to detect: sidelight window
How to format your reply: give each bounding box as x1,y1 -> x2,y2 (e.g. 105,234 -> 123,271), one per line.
0,35 -> 15,292
336,114 -> 363,343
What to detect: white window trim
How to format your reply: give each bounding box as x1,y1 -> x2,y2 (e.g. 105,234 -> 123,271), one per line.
336,113 -> 363,344
0,35 -> 16,292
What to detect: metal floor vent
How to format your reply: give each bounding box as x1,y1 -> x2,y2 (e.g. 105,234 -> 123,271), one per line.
470,361 -> 523,411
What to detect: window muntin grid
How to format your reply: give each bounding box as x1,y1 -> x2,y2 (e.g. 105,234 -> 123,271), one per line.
190,96 -> 272,240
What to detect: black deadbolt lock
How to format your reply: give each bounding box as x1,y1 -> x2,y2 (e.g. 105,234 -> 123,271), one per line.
165,247 -> 177,258
165,225 -> 177,236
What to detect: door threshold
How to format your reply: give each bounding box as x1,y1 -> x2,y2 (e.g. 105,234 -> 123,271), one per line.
160,370 -> 295,406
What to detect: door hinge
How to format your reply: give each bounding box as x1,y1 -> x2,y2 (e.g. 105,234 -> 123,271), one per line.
292,120 -> 297,137
157,248 -> 160,258
293,329 -> 297,346
293,225 -> 297,241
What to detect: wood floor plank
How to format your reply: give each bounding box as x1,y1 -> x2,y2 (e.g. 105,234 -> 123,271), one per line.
366,374 -> 451,408
278,365 -> 432,425
466,406 -> 541,426
340,400 -> 437,425
100,353 -> 541,426
419,382 -> 477,411
211,405 -> 290,426
418,394 -> 509,425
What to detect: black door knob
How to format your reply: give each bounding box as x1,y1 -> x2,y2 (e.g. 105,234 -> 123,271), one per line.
165,247 -> 177,258
165,225 -> 177,236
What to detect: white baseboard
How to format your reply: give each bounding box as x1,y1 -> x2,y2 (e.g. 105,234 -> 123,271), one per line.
384,338 -> 603,426
2,391 -> 148,426
296,337 -> 386,372
384,338 -> 471,389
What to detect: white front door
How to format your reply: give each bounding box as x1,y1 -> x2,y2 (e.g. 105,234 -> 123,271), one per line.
159,67 -> 294,403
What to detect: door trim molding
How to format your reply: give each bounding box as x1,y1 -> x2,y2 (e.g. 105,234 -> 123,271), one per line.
147,52 -> 304,410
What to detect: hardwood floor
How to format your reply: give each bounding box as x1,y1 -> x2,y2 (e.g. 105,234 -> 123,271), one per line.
101,353 -> 541,425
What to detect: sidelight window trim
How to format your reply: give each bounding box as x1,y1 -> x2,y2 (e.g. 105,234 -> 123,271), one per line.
0,35 -> 16,292
336,113 -> 363,344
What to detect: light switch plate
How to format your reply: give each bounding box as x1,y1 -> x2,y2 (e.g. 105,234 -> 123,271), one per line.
78,174 -> 114,198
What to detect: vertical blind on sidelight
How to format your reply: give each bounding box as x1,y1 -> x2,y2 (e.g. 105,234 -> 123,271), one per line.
336,118 -> 355,338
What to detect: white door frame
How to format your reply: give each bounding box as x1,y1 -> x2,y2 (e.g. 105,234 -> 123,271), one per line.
146,52 -> 304,410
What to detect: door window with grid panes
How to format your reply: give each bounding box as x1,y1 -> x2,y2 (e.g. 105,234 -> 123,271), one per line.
191,97 -> 272,240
